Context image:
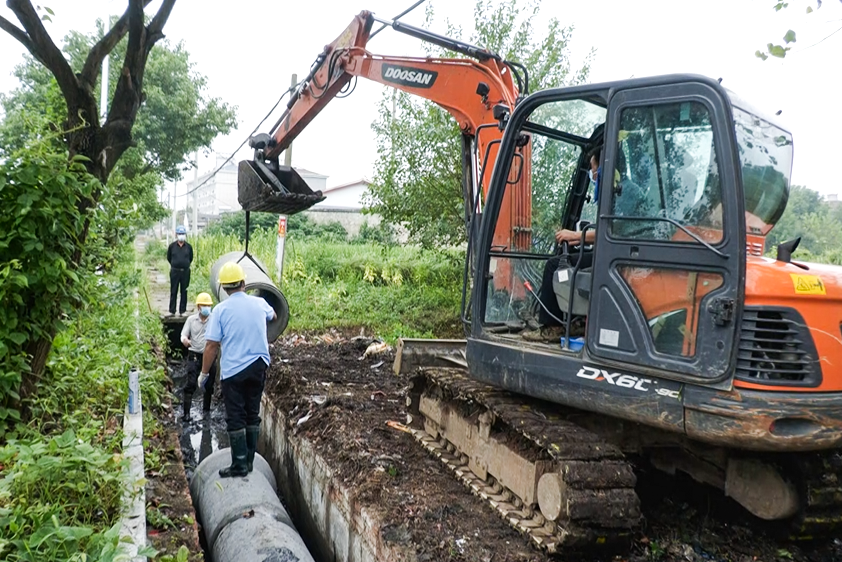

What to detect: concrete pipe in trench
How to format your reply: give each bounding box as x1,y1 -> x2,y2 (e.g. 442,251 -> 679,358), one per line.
209,251 -> 289,342
190,448 -> 315,562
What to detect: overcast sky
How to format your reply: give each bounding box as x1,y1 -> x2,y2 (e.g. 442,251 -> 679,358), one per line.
1,1 -> 840,210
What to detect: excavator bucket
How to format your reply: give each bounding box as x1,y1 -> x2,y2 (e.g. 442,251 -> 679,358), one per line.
237,160 -> 326,214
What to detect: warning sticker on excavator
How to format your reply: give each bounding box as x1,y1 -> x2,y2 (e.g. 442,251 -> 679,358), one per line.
790,274 -> 826,295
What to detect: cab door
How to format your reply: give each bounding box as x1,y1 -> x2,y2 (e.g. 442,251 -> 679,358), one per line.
586,80 -> 745,384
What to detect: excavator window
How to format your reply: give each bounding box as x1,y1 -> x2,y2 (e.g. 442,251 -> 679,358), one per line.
733,107 -> 793,236
483,99 -> 605,328
606,100 -> 727,358
608,101 -> 723,244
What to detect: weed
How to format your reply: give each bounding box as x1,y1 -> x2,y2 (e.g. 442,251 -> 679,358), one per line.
0,245 -> 170,561
146,506 -> 176,530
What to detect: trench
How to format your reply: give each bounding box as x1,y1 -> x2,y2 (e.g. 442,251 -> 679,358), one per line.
162,319 -> 350,562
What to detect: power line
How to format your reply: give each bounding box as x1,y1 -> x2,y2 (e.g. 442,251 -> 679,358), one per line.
178,81 -> 301,199
790,23 -> 842,54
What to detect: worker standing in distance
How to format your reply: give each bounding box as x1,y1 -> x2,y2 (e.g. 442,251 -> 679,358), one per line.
167,225 -> 193,316
200,261 -> 277,478
180,292 -> 218,422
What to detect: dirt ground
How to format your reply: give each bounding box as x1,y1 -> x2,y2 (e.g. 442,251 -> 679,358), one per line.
264,332 -> 842,562
144,400 -> 205,561
142,337 -> 205,561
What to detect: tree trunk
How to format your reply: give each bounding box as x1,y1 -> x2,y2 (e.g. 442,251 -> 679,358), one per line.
20,336 -> 53,404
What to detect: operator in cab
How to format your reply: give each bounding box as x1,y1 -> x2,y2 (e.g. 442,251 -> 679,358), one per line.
522,147 -> 600,342
523,144 -> 646,343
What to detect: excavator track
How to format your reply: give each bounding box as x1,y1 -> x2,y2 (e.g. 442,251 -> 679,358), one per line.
407,367 -> 641,553
791,450 -> 842,539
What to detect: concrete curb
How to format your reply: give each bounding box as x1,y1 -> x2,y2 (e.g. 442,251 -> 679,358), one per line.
260,396 -> 415,562
119,401 -> 147,561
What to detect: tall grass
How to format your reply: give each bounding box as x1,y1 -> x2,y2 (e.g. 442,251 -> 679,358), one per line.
148,230 -> 465,339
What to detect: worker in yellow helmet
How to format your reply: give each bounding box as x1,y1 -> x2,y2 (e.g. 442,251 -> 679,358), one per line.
201,261 -> 277,478
179,292 -> 218,422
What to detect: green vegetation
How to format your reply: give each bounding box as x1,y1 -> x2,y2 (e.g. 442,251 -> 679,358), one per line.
202,210 -> 398,246
0,5 -> 235,403
0,247 -> 168,561
146,227 -> 464,340
766,185 -> 842,264
366,0 -> 592,248
755,0 -> 841,60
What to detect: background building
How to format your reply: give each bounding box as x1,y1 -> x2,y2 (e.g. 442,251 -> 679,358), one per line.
305,179 -> 385,237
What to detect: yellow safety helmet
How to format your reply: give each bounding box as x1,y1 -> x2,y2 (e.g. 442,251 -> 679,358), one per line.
195,292 -> 213,306
218,261 -> 246,285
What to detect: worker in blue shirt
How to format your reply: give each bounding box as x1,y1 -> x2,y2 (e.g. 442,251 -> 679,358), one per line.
200,261 -> 277,478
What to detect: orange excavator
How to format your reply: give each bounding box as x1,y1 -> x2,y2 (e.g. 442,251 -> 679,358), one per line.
238,9 -> 842,553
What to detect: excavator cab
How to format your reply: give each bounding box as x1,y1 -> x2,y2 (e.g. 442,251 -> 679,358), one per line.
470,75 -> 803,425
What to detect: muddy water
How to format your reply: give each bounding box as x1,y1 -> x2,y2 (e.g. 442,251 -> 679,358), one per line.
168,358 -> 229,481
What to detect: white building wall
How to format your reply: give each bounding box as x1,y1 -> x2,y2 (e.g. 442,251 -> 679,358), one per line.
313,181 -> 369,211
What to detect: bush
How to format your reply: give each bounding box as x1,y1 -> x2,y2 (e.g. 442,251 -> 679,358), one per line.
0,246 -> 168,561
351,220 -> 397,246
180,231 -> 463,340
203,211 -> 348,243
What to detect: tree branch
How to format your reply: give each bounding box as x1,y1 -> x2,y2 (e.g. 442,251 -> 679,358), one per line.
147,0 -> 176,43
6,0 -> 80,108
79,0 -> 154,91
0,13 -> 33,52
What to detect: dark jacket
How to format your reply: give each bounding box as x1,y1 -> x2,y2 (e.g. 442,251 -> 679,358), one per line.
167,241 -> 193,270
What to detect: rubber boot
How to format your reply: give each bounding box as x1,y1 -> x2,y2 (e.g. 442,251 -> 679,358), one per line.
219,429 -> 249,478
245,424 -> 260,473
202,390 -> 213,413
181,392 -> 193,422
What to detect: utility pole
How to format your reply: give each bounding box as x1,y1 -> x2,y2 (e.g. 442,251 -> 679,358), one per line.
171,181 -> 177,235
192,152 -> 199,236
283,73 -> 297,168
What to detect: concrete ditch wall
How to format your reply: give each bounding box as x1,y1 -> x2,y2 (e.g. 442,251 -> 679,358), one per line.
260,396 -> 414,562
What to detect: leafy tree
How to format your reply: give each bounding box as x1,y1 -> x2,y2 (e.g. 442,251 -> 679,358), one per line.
0,1 -> 236,406
365,0 -> 592,248
1,31 -> 236,237
766,185 -> 842,260
756,0 -> 842,60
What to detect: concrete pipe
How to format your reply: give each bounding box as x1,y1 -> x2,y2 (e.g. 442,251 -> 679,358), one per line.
209,251 -> 289,342
190,449 -> 315,562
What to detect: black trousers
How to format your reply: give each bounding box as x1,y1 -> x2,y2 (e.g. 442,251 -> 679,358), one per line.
538,251 -> 593,325
222,358 -> 267,431
183,351 -> 217,396
169,268 -> 190,314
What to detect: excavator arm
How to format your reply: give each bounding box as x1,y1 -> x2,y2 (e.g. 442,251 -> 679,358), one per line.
238,10 -> 532,257
265,11 -> 518,157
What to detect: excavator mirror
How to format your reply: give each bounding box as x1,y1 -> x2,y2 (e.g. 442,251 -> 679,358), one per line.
493,103 -> 510,130
776,237 -> 801,264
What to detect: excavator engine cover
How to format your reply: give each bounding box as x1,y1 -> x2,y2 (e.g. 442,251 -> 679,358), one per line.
238,160 -> 326,214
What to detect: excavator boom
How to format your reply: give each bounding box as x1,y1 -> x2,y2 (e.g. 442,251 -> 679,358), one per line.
240,10 -> 531,256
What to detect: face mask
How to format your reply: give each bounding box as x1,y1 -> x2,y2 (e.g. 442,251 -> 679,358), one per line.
177,234 -> 186,242
200,306 -> 211,317
588,166 -> 601,188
